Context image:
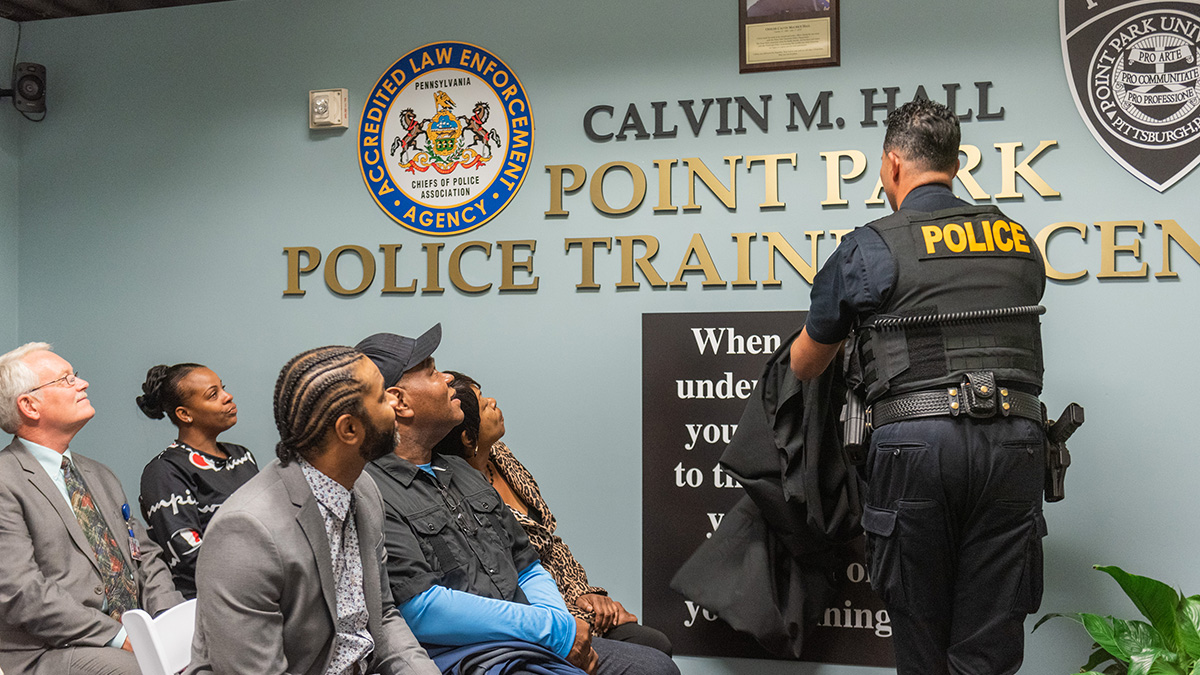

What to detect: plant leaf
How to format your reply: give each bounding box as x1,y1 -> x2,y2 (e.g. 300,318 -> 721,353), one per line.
1176,596 -> 1200,661
1083,645 -> 1120,670
1097,565 -> 1183,652
1113,618 -> 1169,659
1147,655 -> 1186,675
1130,650 -> 1182,675
1084,613 -> 1130,663
1035,612 -> 1083,631
1083,645 -> 1120,672
1147,653 -> 1185,672
1130,652 -> 1155,675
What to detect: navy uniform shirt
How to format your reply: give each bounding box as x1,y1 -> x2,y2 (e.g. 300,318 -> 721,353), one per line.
804,183 -> 969,344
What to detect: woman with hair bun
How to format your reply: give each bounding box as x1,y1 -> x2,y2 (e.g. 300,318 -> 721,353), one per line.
136,363 -> 257,598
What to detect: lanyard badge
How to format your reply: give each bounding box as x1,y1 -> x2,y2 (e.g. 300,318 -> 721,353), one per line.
121,503 -> 142,561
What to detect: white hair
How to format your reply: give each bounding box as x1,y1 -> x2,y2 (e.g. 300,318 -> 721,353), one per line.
0,342 -> 53,434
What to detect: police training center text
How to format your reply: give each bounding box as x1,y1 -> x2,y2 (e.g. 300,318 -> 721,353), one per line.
283,216 -> 1199,295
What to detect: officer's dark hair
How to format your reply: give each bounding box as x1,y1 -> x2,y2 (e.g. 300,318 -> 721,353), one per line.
273,346 -> 368,465
432,371 -> 481,458
883,99 -> 961,173
136,363 -> 203,425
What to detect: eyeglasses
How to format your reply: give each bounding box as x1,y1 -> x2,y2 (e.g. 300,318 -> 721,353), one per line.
432,480 -> 479,536
27,371 -> 80,393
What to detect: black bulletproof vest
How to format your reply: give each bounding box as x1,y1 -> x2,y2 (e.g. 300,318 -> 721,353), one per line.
853,205 -> 1046,404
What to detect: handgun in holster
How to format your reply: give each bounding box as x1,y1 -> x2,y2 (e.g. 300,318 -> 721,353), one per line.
842,387 -> 870,466
841,334 -> 870,466
1043,402 -> 1084,503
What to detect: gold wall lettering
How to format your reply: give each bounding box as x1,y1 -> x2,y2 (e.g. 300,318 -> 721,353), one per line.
283,222 -> 1199,295
546,141 -> 1060,215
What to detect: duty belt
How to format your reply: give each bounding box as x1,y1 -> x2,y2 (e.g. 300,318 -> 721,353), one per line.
867,371 -> 1042,429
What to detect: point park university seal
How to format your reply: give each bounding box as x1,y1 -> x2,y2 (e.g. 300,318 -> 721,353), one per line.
1062,1 -> 1200,191
359,42 -> 534,235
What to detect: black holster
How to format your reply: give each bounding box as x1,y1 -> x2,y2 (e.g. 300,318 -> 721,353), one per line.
1043,402 -> 1084,503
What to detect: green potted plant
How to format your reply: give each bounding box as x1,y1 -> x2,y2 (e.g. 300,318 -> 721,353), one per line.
1035,565 -> 1200,675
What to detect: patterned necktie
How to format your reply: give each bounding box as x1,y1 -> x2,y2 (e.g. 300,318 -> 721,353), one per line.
61,456 -> 138,620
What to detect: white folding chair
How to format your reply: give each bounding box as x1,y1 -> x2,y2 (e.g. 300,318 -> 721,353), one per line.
121,598 -> 197,675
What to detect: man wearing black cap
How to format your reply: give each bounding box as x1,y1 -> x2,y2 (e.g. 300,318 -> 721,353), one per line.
358,326 -> 679,675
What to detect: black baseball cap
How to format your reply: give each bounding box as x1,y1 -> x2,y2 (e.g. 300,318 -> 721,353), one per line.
355,324 -> 441,387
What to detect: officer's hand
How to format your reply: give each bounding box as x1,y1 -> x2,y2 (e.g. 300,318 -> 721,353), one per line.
566,617 -> 599,674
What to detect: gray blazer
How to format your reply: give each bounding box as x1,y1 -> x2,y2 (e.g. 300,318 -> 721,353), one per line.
0,438 -> 184,674
186,458 -> 439,675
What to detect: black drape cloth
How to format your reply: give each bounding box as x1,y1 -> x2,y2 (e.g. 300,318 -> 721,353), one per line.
670,329 -> 864,658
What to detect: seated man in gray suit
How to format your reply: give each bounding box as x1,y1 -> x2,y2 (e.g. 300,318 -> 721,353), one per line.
186,345 -> 440,675
358,326 -> 680,675
0,342 -> 183,675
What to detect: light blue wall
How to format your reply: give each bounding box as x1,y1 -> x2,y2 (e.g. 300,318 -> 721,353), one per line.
12,0 -> 1200,673
0,18 -> 18,349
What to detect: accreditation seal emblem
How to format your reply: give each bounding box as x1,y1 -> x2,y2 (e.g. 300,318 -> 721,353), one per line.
1062,0 -> 1200,191
359,42 -> 534,235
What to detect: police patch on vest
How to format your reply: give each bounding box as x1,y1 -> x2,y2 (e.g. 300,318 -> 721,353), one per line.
914,218 -> 1037,260
358,42 -> 534,235
1062,0 -> 1200,192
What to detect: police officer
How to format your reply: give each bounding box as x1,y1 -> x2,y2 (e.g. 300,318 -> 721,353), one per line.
789,99 -> 1048,675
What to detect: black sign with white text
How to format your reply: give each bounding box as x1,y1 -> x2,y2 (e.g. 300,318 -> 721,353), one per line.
641,310 -> 894,666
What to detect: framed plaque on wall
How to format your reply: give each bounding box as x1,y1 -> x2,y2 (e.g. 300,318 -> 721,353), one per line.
739,0 -> 840,72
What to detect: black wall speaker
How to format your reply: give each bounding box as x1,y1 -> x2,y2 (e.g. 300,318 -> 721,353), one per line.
13,63 -> 46,114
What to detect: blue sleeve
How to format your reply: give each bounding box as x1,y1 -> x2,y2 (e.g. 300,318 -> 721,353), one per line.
399,562 -> 576,656
517,559 -> 571,613
804,227 -> 895,344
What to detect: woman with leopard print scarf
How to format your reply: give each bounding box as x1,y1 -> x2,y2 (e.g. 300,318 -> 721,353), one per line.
431,371 -> 673,656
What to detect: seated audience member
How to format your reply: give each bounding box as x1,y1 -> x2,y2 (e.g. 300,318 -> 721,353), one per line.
0,342 -> 183,675
357,326 -> 680,675
185,346 -> 439,675
136,362 -> 258,599
433,371 -> 672,655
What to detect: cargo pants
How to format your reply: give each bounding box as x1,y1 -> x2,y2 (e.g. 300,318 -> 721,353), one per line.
861,416 -> 1047,675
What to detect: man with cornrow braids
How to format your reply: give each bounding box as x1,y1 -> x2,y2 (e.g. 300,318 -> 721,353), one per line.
186,346 -> 440,675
